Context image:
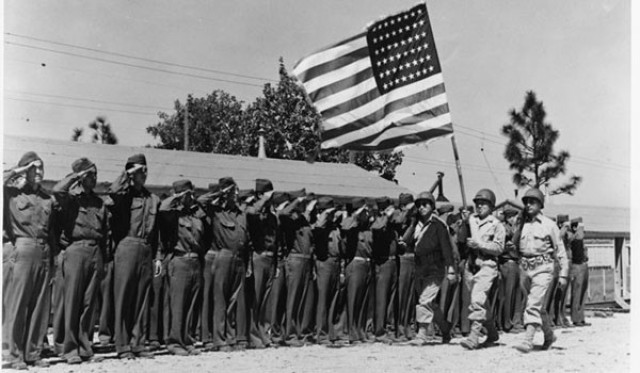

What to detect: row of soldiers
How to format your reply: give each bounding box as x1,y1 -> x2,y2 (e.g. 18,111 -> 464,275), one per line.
2,151 -> 588,369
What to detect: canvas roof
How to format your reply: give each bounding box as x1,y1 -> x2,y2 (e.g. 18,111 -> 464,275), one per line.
3,135 -> 412,200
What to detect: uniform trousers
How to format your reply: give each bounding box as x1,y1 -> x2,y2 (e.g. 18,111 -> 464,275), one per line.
396,255 -> 416,339
200,250 -> 217,345
373,258 -> 396,338
345,257 -> 370,342
166,255 -> 201,351
2,242 -> 15,357
3,238 -> 52,363
468,260 -> 499,323
570,263 -> 589,324
52,252 -> 65,354
97,261 -> 114,345
284,255 -> 315,343
249,252 -> 274,348
212,250 -> 248,347
113,237 -> 152,354
267,259 -> 287,345
315,257 -> 340,343
61,240 -> 103,359
520,261 -> 554,326
148,257 -> 169,344
415,274 -> 448,333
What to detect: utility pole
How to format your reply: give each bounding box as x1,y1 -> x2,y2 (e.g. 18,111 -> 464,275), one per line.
183,97 -> 190,151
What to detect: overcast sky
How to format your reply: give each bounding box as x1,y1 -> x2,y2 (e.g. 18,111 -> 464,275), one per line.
3,0 -> 632,208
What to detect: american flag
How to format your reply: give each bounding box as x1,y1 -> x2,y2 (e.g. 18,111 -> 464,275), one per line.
293,3 -> 453,151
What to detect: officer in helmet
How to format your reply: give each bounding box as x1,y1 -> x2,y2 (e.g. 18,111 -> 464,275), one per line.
514,188 -> 568,353
460,189 -> 505,350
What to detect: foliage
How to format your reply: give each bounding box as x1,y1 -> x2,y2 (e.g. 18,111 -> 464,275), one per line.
71,116 -> 118,144
147,58 -> 404,181
501,91 -> 581,195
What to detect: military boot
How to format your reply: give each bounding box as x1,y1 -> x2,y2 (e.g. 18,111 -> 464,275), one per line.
460,321 -> 483,350
514,324 -> 536,353
408,323 -> 430,346
482,321 -> 499,347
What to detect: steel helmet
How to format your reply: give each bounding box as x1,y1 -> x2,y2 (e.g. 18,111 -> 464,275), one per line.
472,188 -> 496,207
415,191 -> 435,208
522,188 -> 545,208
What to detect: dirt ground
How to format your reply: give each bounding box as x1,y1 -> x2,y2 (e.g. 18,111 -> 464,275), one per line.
29,312 -> 630,373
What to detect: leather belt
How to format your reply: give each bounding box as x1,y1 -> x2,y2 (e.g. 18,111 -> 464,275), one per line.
519,254 -> 554,271
174,252 -> 199,258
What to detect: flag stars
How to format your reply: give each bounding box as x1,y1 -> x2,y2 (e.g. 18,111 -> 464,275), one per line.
395,78 -> 400,84
422,68 -> 428,75
412,60 -> 419,66
426,55 -> 431,61
409,73 -> 415,79
416,70 -> 422,77
401,76 -> 408,82
429,65 -> 434,72
405,26 -> 411,31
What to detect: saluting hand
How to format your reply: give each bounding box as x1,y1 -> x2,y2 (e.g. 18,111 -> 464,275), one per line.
13,160 -> 42,175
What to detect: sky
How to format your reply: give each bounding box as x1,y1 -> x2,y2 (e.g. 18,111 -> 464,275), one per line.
2,0 -> 633,208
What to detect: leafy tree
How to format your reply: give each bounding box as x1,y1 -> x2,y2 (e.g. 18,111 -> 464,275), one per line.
501,91 -> 581,195
147,91 -> 247,154
147,59 -> 404,181
71,116 -> 118,144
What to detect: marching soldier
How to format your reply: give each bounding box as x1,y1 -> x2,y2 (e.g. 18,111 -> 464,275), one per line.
245,179 -> 278,349
157,180 -> 207,355
404,192 -> 456,346
460,189 -> 505,349
514,188 -> 568,353
52,158 -> 109,364
108,154 -> 160,359
3,152 -> 58,369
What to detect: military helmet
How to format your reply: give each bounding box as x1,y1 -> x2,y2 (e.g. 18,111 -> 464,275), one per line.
473,188 -> 496,207
415,191 -> 435,208
522,188 -> 545,208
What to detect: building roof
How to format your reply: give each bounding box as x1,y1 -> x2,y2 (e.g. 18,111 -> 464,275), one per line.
3,135 -> 412,200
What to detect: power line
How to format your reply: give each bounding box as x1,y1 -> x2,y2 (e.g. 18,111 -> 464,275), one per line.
6,96 -> 159,116
7,90 -> 174,111
5,32 -> 278,83
5,41 -> 265,88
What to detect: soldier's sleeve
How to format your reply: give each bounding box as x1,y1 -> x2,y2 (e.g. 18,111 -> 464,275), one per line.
550,223 -> 569,278
4,168 -> 17,185
438,221 -> 455,267
52,172 -> 79,211
149,196 -> 161,260
478,220 -> 506,256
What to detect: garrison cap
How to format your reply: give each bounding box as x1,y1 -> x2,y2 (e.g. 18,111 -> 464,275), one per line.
288,189 -> 307,200
239,189 -> 254,201
255,179 -> 274,194
571,217 -> 583,224
71,157 -> 96,173
172,179 -> 193,193
557,214 -> 569,225
352,197 -> 366,210
272,192 -> 290,206
208,183 -> 220,193
376,196 -> 391,211
218,177 -> 236,190
503,206 -> 520,218
318,196 -> 335,210
18,151 -> 42,167
437,204 -> 454,215
398,193 -> 414,207
125,153 -> 146,170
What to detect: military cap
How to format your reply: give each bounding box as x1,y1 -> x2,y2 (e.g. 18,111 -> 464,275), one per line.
376,196 -> 391,211
219,177 -> 236,190
172,179 -> 193,193
571,217 -> 583,224
239,189 -> 254,201
352,197 -> 366,210
437,203 -> 454,215
208,183 -> 220,193
125,153 -> 146,170
446,213 -> 462,226
272,192 -> 290,207
18,151 -> 42,167
288,188 -> 307,200
557,214 -> 570,225
255,179 -> 274,194
398,193 -> 414,207
503,206 -> 520,218
71,157 -> 96,173
318,196 -> 334,210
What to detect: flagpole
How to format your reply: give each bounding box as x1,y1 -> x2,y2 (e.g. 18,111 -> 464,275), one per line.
450,133 -> 468,209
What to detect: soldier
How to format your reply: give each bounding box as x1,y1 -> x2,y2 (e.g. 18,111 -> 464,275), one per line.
157,180 -> 206,356
392,193 -> 417,342
403,191 -> 456,346
497,206 -> 522,332
280,191 -> 317,347
311,197 -> 343,345
460,189 -> 505,349
550,214 -> 572,328
3,152 -> 57,369
370,197 -> 397,344
198,183 -> 220,351
341,197 -> 374,344
108,154 -> 160,359
204,177 -> 250,351
568,217 -> 590,327
514,188 -> 568,353
265,192 -> 292,346
52,158 -> 109,364
245,179 -> 278,349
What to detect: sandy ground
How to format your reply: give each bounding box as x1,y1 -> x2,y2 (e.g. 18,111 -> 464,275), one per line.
26,313 -> 630,373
